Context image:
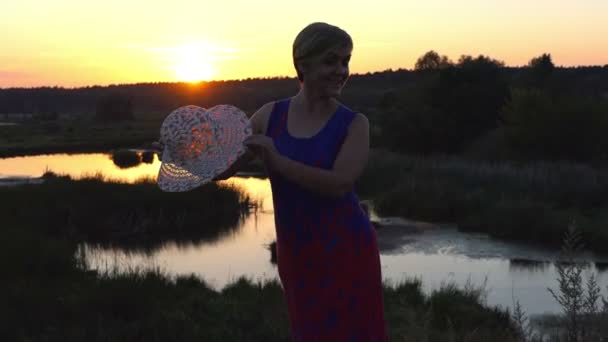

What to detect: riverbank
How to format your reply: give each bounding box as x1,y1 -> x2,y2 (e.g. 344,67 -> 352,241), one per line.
0,172 -> 253,249
3,159 -> 608,340
0,172 -> 517,341
0,117 -> 160,158
2,222 -> 517,342
3,146 -> 608,253
358,151 -> 608,254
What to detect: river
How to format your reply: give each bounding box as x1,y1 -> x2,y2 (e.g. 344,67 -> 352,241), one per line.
1,152 -> 607,317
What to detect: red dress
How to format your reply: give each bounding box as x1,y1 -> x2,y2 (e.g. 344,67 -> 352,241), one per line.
266,98 -> 387,341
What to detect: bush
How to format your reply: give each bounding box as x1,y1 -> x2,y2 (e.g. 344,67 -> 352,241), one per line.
462,198 -> 574,246
141,151 -> 155,164
95,92 -> 134,121
111,149 -> 142,168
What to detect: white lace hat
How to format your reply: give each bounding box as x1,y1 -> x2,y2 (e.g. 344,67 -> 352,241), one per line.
157,105 -> 251,192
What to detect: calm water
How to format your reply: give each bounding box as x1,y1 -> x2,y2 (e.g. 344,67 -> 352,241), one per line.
2,152 -> 607,316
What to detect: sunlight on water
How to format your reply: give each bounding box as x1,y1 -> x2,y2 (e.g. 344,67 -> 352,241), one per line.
83,173 -> 279,290
3,152 -> 608,316
223,176 -> 274,212
0,153 -> 161,182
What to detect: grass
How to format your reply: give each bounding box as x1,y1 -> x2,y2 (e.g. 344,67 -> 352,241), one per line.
0,115 -> 161,157
0,222 -> 518,342
2,157 -> 607,341
3,219 -> 606,341
357,150 -> 608,253
0,172 -> 252,250
513,226 -> 608,342
384,279 -> 516,341
0,174 -> 517,341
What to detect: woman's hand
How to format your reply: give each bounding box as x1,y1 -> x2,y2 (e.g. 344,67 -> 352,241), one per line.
148,141 -> 165,161
244,135 -> 281,169
149,141 -> 164,153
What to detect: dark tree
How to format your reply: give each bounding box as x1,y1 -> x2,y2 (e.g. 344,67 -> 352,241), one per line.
426,55 -> 509,152
526,53 -> 555,88
95,92 -> 134,121
503,88 -> 608,161
415,50 -> 452,71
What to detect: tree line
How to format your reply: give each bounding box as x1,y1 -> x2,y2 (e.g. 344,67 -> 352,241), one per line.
375,52 -> 608,162
1,52 -> 607,162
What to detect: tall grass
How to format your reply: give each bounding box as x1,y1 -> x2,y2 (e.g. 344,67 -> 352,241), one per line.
358,151 -> 608,252
6,219 -> 607,341
0,171 -> 252,249
5,166 -> 607,341
1,222 -> 518,341
0,116 -> 161,157
512,225 -> 608,342
360,151 -> 607,207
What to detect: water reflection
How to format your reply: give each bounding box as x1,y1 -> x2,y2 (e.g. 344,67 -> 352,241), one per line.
141,151 -> 155,164
82,177 -> 279,290
509,258 -> 552,272
0,153 -> 161,182
75,176 -> 273,289
595,262 -> 608,272
3,152 -> 608,316
86,211 -> 248,254
110,150 -> 143,169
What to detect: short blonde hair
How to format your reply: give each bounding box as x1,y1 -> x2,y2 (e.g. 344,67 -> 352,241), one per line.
292,22 -> 352,82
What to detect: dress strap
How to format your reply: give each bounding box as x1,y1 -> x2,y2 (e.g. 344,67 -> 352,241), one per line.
265,98 -> 290,138
328,104 -> 357,144
336,105 -> 357,132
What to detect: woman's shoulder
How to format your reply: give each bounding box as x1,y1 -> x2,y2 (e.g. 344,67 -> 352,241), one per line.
347,112 -> 369,137
249,101 -> 275,135
249,98 -> 290,134
337,102 -> 368,133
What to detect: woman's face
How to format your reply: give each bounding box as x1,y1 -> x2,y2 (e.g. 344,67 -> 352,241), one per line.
301,45 -> 352,98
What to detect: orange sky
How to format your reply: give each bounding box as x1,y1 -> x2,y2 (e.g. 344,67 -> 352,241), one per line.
1,0 -> 607,88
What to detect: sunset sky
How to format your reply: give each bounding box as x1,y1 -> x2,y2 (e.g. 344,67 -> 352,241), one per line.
1,0 -> 607,88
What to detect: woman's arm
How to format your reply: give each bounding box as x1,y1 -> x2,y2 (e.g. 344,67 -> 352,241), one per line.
245,113 -> 370,198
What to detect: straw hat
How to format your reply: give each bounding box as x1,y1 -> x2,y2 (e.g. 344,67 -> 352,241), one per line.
157,105 -> 251,192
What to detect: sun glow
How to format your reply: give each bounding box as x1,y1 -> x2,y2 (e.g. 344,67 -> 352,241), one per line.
173,42 -> 216,82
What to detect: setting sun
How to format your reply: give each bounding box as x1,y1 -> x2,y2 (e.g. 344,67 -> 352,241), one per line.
173,43 -> 216,82
1,0 -> 607,87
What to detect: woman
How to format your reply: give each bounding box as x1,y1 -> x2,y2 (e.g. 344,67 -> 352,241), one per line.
238,22 -> 387,341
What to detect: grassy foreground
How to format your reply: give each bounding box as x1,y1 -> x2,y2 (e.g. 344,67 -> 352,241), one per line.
2,170 -> 608,341
1,224 -> 517,342
0,175 -> 517,341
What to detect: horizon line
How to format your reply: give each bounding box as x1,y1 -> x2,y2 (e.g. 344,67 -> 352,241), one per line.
2,63 -> 608,90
